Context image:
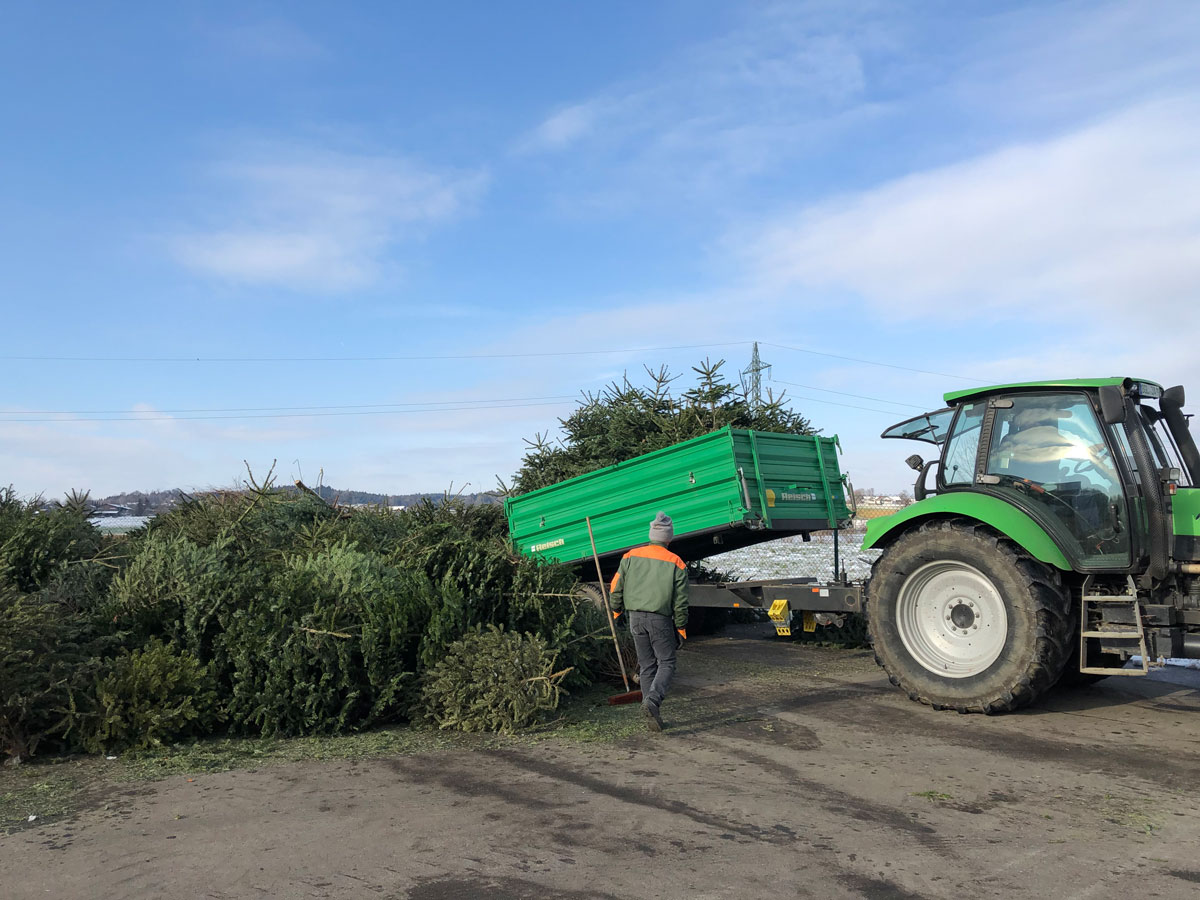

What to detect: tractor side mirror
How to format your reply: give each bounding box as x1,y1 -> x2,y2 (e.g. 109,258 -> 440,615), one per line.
1098,385 -> 1126,425
906,454 -> 936,500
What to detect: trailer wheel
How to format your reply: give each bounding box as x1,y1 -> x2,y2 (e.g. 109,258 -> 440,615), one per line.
867,519 -> 1072,713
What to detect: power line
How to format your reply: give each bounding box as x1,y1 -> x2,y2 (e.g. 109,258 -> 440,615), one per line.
1,395 -> 577,416
1,340 -> 985,427
771,379 -> 929,411
2,339 -> 991,388
0,342 -> 753,364
761,341 -> 989,383
0,399 -> 573,424
779,393 -> 909,416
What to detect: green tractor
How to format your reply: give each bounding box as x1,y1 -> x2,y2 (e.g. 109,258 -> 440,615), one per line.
864,378 -> 1200,713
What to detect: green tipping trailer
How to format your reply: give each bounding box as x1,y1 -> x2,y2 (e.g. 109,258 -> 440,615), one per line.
505,426 -> 863,626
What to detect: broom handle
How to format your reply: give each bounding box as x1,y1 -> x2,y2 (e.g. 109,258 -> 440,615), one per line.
586,516 -> 631,693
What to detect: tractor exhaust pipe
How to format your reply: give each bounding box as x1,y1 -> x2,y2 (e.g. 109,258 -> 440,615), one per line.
1160,386 -> 1200,485
1124,393 -> 1170,581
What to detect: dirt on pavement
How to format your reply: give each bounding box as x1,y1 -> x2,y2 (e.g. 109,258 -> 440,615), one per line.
4,624 -> 1200,899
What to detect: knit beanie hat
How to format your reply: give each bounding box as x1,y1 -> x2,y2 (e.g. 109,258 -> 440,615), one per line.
649,511 -> 674,544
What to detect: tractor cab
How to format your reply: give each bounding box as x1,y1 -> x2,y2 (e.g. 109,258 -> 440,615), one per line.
882,378 -> 1200,577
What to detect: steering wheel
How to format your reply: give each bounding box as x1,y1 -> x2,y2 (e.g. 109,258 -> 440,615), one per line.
990,473 -> 1101,536
1066,458 -> 1105,478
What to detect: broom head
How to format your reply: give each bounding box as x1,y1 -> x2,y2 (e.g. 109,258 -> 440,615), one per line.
607,689 -> 643,706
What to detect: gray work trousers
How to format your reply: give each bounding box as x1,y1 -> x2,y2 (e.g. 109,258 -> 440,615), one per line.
629,610 -> 677,709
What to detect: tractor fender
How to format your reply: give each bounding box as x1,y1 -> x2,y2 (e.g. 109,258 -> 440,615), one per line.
861,493 -> 1072,571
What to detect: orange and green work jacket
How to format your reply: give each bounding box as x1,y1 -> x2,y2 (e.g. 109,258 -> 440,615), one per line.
609,542 -> 689,628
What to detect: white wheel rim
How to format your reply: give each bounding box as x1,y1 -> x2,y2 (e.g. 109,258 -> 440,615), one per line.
895,561 -> 1007,678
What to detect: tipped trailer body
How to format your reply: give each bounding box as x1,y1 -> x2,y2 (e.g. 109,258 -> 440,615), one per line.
504,426 -> 861,627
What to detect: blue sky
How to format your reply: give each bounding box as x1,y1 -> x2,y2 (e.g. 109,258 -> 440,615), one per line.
2,1 -> 1199,497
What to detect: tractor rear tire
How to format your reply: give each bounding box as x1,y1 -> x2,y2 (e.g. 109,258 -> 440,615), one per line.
867,519 -> 1072,713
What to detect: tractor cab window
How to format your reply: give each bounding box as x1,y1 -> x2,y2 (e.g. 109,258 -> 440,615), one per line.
882,408 -> 954,445
1148,411 -> 1193,486
1111,405 -> 1193,487
984,392 -> 1130,568
942,402 -> 985,485
1109,424 -> 1140,483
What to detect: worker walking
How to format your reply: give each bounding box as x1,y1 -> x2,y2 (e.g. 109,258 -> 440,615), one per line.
609,511 -> 689,732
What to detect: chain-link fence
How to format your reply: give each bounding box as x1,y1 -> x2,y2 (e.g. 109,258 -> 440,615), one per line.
702,509 -> 903,583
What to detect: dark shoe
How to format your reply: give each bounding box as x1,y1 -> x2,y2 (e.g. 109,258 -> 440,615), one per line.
643,701 -> 663,733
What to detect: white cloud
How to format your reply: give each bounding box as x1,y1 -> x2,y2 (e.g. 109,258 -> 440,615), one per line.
522,103 -> 599,151
174,231 -> 373,292
171,149 -> 487,291
516,4 -> 873,179
0,390 -> 583,497
744,99 -> 1200,319
516,1 -> 1200,211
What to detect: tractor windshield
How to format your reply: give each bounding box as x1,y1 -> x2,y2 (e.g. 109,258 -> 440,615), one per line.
881,408 -> 954,445
983,392 -> 1131,568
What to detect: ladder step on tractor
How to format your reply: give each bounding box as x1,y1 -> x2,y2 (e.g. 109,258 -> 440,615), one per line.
1079,576 -> 1156,676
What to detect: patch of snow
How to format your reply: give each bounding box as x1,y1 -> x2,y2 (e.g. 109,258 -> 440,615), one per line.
706,532 -> 879,582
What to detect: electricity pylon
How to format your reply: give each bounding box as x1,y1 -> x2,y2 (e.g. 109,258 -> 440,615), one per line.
740,341 -> 771,411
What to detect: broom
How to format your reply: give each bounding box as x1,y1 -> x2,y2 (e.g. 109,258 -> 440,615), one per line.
586,516 -> 642,706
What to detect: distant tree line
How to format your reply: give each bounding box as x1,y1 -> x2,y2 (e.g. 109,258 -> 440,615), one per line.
89,487 -> 502,517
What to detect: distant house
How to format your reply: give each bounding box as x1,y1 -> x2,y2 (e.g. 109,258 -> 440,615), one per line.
92,503 -> 136,518
88,515 -> 153,533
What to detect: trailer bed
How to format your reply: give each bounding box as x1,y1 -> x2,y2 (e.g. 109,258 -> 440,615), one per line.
506,426 -> 852,578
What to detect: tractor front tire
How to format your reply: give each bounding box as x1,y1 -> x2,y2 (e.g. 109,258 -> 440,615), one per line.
867,519 -> 1072,714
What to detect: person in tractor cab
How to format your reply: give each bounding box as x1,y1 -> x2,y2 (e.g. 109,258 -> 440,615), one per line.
992,407 -> 1104,481
989,401 -> 1123,548
609,511 -> 690,732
